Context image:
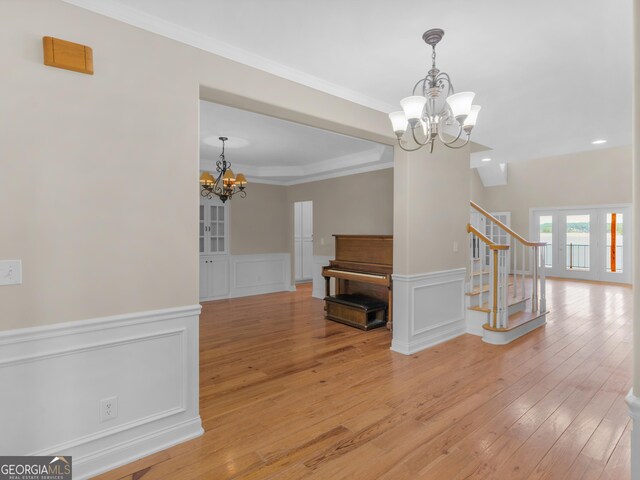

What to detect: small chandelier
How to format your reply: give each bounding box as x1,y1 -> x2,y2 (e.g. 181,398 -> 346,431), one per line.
389,28 -> 481,153
199,137 -> 247,203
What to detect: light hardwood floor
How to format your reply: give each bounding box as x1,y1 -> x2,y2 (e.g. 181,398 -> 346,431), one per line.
93,278 -> 632,479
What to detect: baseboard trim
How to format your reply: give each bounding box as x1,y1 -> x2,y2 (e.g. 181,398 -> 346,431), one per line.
74,417 -> 203,480
391,323 -> 466,355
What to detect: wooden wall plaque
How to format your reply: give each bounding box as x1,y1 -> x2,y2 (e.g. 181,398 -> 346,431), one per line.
43,36 -> 93,75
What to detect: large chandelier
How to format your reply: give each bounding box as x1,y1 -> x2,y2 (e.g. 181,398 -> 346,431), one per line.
389,29 -> 481,153
199,137 -> 247,203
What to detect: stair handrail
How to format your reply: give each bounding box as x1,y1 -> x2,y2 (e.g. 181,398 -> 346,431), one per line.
466,224 -> 509,250
470,201 -> 545,247
469,201 -> 548,322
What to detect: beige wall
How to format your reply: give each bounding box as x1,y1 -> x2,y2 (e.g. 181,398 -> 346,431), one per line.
479,146 -> 632,240
227,169 -> 394,258
286,169 -> 394,257
394,145 -> 471,275
470,168 -> 487,205
1,0 -> 396,331
228,183 -> 288,255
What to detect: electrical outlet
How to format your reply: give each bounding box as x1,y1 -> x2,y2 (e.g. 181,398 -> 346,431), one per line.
100,396 -> 118,422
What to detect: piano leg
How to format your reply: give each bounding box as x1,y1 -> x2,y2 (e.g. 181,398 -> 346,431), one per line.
325,276 -> 330,299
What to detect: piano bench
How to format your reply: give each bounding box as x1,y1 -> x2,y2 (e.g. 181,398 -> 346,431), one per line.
324,294 -> 387,331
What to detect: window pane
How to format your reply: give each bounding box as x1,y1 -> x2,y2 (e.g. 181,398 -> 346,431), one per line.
606,213 -> 623,273
199,237 -> 204,253
566,214 -> 590,271
218,207 -> 225,221
211,206 -> 217,221
539,215 -> 552,267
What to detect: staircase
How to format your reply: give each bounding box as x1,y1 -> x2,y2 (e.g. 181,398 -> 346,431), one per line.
466,201 -> 548,345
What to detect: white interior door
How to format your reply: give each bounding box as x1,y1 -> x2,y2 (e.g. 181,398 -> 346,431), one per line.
294,201 -> 313,281
294,203 -> 303,280
301,201 -> 314,280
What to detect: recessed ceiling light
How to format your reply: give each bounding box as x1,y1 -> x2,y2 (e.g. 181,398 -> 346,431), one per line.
481,158 -> 492,162
591,139 -> 607,145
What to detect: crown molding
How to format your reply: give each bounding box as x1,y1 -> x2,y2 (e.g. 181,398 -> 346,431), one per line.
62,0 -> 396,113
199,146 -> 393,185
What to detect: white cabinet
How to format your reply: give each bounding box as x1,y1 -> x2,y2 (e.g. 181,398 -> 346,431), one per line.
200,197 -> 228,255
200,255 -> 230,301
200,196 -> 230,301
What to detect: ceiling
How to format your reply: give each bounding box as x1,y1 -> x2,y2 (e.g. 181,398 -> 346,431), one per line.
200,101 -> 393,184
67,0 -> 633,168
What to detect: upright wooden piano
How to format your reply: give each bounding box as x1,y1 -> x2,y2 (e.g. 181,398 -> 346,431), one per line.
322,235 -> 393,331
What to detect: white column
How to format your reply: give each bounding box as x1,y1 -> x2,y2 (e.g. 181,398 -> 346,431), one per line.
627,2 -> 640,479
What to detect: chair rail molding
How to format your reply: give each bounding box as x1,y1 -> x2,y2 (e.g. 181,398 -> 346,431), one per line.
0,305 -> 203,480
391,268 -> 466,355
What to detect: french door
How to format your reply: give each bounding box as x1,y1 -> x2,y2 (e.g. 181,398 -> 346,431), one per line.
532,206 -> 631,283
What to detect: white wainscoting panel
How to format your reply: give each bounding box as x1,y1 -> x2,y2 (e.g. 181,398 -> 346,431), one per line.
230,253 -> 291,298
391,268 -> 466,355
0,306 -> 203,480
312,255 -> 333,299
627,389 -> 640,480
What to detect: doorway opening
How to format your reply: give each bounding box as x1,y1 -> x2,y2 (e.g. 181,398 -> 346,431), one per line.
294,200 -> 313,284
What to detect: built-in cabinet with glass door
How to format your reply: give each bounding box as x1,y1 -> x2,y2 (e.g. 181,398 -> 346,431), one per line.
532,205 -> 631,284
200,197 -> 230,300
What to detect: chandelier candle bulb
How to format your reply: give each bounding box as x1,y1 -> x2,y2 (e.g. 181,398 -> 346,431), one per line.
235,173 -> 247,186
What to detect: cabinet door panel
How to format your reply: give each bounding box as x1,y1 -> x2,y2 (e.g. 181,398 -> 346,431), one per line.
211,257 -> 230,297
199,257 -> 210,300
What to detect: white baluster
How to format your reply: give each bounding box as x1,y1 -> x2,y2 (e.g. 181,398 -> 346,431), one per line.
513,237 -> 517,300
489,248 -> 495,328
531,246 -> 538,313
503,250 -> 509,328
540,246 -> 546,312
469,233 -> 474,293
521,244 -> 525,300
479,240 -> 483,304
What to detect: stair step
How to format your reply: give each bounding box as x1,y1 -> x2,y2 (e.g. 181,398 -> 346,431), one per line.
471,270 -> 491,277
483,310 -> 549,332
465,281 -> 513,297
468,296 -> 529,313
